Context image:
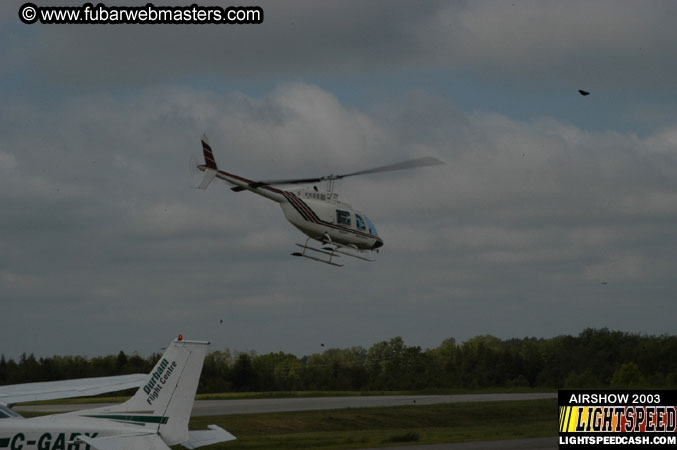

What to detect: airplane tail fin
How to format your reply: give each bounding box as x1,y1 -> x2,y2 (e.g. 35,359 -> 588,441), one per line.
198,134 -> 218,190
80,338 -> 217,446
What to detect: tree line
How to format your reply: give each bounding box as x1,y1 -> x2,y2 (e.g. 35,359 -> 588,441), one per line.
2,329 -> 676,392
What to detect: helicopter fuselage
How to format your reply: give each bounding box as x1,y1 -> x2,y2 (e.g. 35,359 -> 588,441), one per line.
197,164 -> 383,251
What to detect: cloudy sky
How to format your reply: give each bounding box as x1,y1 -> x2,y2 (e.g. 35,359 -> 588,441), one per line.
2,0 -> 677,359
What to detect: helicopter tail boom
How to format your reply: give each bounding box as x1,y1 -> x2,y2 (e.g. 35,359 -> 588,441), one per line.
195,136 -> 286,202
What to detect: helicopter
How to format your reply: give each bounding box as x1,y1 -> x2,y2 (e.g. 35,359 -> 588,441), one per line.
196,135 -> 444,266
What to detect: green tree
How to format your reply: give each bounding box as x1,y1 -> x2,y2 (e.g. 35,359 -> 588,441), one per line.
610,362 -> 645,388
231,353 -> 258,391
429,338 -> 458,387
200,350 -> 233,393
564,368 -> 601,388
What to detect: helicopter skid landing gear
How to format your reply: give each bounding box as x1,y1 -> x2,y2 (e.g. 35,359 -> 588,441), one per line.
292,237 -> 343,267
291,236 -> 376,266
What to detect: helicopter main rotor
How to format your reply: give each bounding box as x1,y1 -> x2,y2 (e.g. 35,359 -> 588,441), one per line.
252,156 -> 445,191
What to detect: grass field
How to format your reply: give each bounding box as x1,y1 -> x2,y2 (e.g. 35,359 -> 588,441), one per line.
181,398 -> 558,449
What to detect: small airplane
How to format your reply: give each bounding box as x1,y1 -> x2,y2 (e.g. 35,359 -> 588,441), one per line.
196,135 -> 444,266
0,336 -> 235,450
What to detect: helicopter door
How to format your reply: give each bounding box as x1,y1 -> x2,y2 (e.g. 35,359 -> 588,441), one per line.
336,209 -> 351,227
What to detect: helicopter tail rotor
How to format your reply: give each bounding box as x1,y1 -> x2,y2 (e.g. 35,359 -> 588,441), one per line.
189,153 -> 201,176
188,151 -> 205,189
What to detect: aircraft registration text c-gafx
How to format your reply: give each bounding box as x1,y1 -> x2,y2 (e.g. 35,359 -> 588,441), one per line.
1,432 -> 99,450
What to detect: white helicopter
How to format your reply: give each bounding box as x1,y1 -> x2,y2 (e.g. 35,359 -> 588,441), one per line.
196,135 -> 444,266
0,337 -> 235,450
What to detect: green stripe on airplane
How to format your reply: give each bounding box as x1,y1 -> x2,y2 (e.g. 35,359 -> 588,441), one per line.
84,414 -> 169,424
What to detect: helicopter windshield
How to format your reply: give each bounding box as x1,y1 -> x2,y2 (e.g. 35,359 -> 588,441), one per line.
362,214 -> 378,236
355,214 -> 366,230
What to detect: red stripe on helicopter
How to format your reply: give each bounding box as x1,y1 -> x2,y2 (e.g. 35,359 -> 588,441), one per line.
286,196 -> 314,222
292,195 -> 323,224
284,191 -> 319,223
201,141 -> 218,169
283,192 -> 321,223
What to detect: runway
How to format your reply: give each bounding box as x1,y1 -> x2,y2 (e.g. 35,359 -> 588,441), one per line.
193,392 -> 556,416
16,392 -> 556,416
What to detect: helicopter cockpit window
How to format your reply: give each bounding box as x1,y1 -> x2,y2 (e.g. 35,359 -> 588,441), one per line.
336,210 -> 351,226
355,214 -> 366,230
363,214 -> 378,236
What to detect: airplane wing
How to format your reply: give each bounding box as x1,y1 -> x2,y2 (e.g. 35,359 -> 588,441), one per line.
183,424 -> 237,449
0,374 -> 147,405
77,433 -> 171,450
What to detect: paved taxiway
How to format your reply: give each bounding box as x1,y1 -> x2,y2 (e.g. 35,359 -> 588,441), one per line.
17,392 -> 556,416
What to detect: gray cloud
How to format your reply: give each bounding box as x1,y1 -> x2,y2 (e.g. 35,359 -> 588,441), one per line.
5,0 -> 434,85
5,0 -> 677,90
416,0 -> 677,88
1,81 -> 676,357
